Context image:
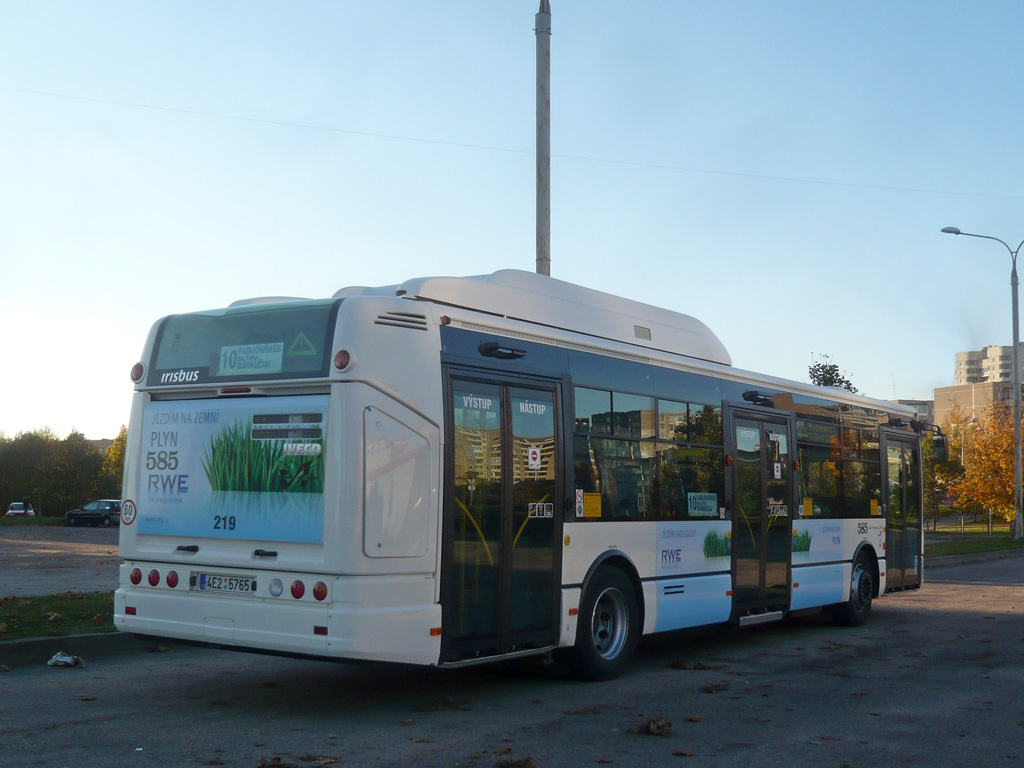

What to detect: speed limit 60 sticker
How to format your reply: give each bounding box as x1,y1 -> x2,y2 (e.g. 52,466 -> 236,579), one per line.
121,499 -> 137,526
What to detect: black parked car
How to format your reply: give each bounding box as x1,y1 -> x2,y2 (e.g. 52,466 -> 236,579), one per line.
65,499 -> 121,527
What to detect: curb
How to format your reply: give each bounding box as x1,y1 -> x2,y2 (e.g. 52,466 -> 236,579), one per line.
0,631 -> 168,670
925,547 -> 1024,570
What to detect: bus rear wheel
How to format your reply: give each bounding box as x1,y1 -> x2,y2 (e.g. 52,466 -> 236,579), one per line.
573,567 -> 640,681
834,558 -> 873,627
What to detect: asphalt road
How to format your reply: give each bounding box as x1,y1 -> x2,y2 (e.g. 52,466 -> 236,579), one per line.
0,524 -> 120,597
1,555 -> 1023,768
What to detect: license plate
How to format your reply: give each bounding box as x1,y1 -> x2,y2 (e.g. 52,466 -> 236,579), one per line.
198,573 -> 256,594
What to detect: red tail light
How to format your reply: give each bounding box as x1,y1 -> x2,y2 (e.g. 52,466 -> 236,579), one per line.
166,571 -> 179,588
291,580 -> 305,599
148,569 -> 160,587
130,568 -> 142,585
313,582 -> 328,601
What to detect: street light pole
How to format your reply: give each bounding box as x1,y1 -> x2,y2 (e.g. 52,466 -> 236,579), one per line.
535,0 -> 551,276
942,226 -> 1024,539
960,418 -> 978,465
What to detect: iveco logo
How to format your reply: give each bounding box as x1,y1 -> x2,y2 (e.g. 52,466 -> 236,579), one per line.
283,444 -> 322,456
159,369 -> 201,384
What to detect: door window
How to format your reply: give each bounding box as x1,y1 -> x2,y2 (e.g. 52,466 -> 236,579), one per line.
450,383 -> 503,648
731,414 -> 793,613
444,378 -> 560,660
509,388 -> 557,636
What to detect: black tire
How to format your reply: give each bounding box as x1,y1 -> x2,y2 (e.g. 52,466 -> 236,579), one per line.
573,567 -> 640,681
834,557 -> 874,627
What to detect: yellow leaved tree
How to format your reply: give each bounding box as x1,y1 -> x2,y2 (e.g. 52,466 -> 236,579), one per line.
948,403 -> 1016,525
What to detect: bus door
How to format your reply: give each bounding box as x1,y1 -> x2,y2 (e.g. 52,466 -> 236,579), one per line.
727,409 -> 795,617
441,375 -> 562,663
880,431 -> 922,590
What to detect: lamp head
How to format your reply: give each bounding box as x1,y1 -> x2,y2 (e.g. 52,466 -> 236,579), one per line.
941,227 -> 961,235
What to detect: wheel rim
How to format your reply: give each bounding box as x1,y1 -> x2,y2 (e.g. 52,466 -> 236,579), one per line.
591,586 -> 629,660
850,564 -> 871,614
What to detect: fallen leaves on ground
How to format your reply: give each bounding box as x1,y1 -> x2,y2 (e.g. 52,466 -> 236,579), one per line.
627,717 -> 672,737
255,757 -> 337,768
495,757 -> 535,768
416,696 -> 470,712
669,660 -> 724,671
701,683 -> 729,694
257,758 -> 302,768
564,704 -> 610,715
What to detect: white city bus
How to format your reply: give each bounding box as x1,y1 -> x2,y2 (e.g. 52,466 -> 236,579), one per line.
116,269 -> 940,679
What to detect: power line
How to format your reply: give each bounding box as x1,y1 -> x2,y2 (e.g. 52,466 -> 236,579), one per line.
2,84 -> 1021,201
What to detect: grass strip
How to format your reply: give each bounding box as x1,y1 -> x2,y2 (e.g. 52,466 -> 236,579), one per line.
925,536 -> 1024,558
0,591 -> 114,641
0,517 -> 67,527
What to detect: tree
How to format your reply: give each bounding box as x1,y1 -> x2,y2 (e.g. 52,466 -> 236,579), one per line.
943,405 -> 971,469
49,430 -> 105,511
98,425 -> 128,498
0,429 -> 58,513
938,405 -> 985,521
808,354 -> 858,393
922,417 -> 964,530
948,403 -> 1017,527
0,428 -> 119,516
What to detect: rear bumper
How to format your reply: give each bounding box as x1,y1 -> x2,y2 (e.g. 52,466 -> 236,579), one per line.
114,564 -> 442,665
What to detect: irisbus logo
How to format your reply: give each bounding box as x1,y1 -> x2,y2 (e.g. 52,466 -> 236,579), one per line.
159,369 -> 201,384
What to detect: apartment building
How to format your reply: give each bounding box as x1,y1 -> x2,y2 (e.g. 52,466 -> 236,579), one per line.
936,344 -> 1024,426
954,344 -> 1024,385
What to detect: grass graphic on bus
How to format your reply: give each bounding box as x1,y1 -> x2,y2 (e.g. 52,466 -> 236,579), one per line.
201,420 -> 324,493
702,529 -> 731,558
792,528 -> 812,552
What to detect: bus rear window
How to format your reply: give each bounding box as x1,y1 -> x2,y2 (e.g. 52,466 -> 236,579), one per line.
148,299 -> 340,386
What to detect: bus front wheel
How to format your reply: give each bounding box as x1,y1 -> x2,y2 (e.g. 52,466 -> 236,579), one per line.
573,567 -> 640,681
834,558 -> 873,627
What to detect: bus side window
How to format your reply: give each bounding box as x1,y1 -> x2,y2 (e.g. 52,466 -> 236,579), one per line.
797,444 -> 840,518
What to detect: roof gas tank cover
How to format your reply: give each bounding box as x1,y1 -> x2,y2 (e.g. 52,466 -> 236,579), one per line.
390,269 -> 731,367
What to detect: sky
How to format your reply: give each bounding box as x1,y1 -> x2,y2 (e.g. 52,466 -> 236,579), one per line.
2,1 -> 1024,440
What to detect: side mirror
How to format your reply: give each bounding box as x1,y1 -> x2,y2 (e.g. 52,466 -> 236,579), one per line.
932,433 -> 949,463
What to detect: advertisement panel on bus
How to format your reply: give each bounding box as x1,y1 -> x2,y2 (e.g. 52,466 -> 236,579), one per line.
133,395 -> 328,543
